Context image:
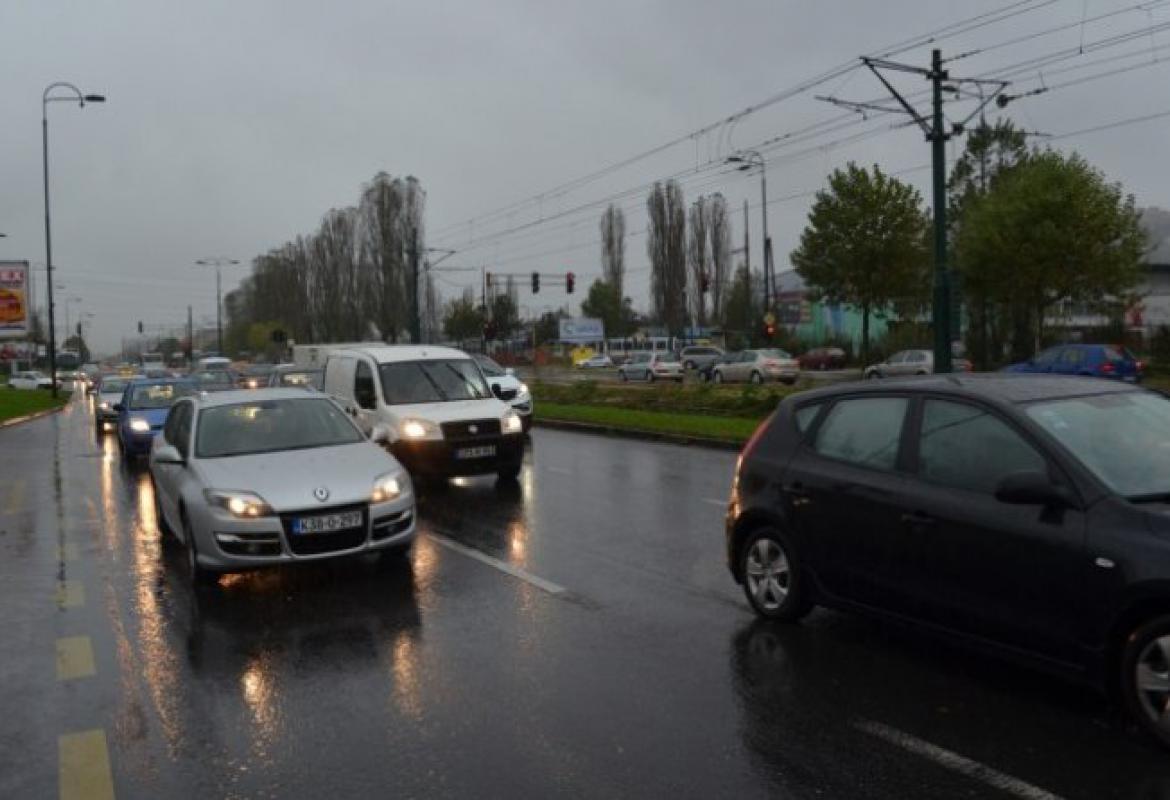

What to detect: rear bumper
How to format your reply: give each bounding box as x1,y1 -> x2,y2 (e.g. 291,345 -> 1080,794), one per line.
390,434 -> 525,477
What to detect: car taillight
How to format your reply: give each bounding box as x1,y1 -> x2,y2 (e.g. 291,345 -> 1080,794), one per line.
1100,362 -> 1115,373
764,360 -> 779,367
1137,360 -> 1145,372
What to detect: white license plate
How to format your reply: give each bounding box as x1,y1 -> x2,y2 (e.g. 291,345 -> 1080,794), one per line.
456,445 -> 496,460
292,510 -> 363,535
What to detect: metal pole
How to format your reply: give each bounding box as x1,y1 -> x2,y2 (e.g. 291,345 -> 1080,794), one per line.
759,157 -> 770,312
187,305 -> 193,365
409,228 -> 421,344
216,265 -> 223,354
42,108 -> 58,397
930,48 -> 952,373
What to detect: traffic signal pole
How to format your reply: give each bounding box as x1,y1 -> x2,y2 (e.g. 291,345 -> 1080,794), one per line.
929,49 -> 951,374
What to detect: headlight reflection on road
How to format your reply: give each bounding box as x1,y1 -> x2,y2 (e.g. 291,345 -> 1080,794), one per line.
241,654 -> 282,760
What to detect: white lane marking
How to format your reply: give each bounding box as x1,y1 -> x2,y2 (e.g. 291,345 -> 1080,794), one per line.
428,533 -> 566,596
854,720 -> 1063,800
701,497 -> 727,507
544,466 -> 572,475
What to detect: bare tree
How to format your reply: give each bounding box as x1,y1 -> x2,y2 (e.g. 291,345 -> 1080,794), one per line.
647,181 -> 687,335
706,193 -> 731,322
600,204 -> 626,299
687,197 -> 709,327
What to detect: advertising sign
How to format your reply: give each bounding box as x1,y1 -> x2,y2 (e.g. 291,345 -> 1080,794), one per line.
0,261 -> 29,339
776,290 -> 811,326
558,317 -> 605,343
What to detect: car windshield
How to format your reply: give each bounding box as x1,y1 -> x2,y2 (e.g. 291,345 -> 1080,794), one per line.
1025,391 -> 1170,499
379,359 -> 491,404
128,382 -> 196,409
475,356 -> 505,377
277,370 -> 322,388
101,379 -> 129,394
196,397 -> 364,458
195,370 -> 234,388
758,349 -> 792,359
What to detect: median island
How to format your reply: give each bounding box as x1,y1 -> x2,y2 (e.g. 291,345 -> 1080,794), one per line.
0,389 -> 70,425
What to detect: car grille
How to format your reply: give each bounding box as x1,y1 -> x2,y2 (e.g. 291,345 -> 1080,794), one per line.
280,503 -> 368,556
440,418 -> 501,441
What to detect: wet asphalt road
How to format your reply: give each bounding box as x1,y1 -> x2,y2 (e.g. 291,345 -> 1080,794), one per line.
4,395 -> 1170,799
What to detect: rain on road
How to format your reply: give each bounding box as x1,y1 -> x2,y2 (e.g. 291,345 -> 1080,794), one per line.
3,395 -> 1170,799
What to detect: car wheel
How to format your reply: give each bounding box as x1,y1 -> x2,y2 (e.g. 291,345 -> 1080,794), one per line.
684,360 -> 696,370
714,371 -> 724,384
497,462 -> 522,481
1121,615 -> 1170,749
750,371 -> 763,385
648,372 -> 656,383
181,510 -> 218,587
619,371 -> 628,383
866,370 -> 880,380
740,527 -> 812,622
916,370 -> 928,376
152,478 -> 172,537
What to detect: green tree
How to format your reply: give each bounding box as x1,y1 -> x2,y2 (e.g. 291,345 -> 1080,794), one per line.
63,334 -> 89,363
442,290 -> 485,342
533,310 -> 565,346
580,279 -> 633,339
720,264 -> 756,348
953,149 -> 1146,356
489,292 -> 521,340
791,163 -> 929,362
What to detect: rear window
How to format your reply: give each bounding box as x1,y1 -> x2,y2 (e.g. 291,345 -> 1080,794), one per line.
794,404 -> 822,434
128,383 -> 197,409
1102,346 -> 1127,362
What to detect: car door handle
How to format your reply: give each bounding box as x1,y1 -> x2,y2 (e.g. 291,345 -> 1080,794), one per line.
901,511 -> 936,527
783,484 -> 812,506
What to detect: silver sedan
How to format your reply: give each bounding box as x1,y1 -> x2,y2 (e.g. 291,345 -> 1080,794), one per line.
149,388 -> 415,585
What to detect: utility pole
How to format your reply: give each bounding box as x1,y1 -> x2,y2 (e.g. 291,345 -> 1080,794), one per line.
409,227 -> 421,344
195,258 -> 239,356
743,199 -> 750,275
186,305 -> 193,365
817,50 -> 1008,374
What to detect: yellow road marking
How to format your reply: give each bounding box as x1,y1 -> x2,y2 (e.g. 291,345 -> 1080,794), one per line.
56,580 -> 85,609
56,637 -> 96,680
58,543 -> 80,562
59,729 -> 115,800
5,479 -> 26,514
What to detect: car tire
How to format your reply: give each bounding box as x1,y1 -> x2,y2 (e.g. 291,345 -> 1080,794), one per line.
648,372 -> 656,383
684,360 -> 696,370
1121,614 -> 1170,749
866,370 -> 880,380
619,371 -> 628,383
181,510 -> 218,587
152,478 -> 172,537
750,371 -> 763,385
714,371 -> 724,384
497,462 -> 522,481
740,527 -> 812,622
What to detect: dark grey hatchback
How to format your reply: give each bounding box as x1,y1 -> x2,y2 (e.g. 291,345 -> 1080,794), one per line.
725,374 -> 1170,748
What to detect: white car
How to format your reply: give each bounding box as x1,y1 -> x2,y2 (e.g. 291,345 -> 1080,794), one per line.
8,371 -> 53,390
576,354 -> 614,369
149,388 -> 416,585
323,345 -> 525,482
712,349 -> 799,385
472,354 -> 533,432
618,352 -> 684,382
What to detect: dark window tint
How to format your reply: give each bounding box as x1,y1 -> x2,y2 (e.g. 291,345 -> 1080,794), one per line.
1034,347 -> 1063,366
918,400 -> 1046,493
814,397 -> 908,470
355,360 -> 377,409
794,403 -> 822,434
1059,348 -> 1085,366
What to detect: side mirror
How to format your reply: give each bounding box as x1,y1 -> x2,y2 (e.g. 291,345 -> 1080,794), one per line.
370,423 -> 392,445
995,471 -> 1075,508
153,444 -> 184,465
491,383 -> 504,399
505,367 -> 515,377
113,403 -> 123,412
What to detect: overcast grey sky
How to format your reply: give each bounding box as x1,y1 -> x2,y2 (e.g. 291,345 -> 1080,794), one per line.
4,0 -> 1170,354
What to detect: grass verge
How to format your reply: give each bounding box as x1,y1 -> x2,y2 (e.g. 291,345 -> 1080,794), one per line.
532,380 -> 799,418
535,402 -> 763,443
0,389 -> 69,425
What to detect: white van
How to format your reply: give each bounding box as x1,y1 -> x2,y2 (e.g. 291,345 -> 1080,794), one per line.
323,345 -> 525,481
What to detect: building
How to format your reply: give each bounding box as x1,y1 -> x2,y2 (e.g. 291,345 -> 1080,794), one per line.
774,270 -> 890,349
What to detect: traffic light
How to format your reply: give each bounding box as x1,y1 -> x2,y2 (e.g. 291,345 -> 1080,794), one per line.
764,322 -> 776,340
531,271 -> 540,293
566,272 -> 575,294
76,323 -> 82,337
137,321 -> 143,334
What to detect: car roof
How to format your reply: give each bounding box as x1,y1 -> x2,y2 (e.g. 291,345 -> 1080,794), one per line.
188,387 -> 333,408
126,377 -> 194,387
330,344 -> 469,364
790,373 -> 1142,406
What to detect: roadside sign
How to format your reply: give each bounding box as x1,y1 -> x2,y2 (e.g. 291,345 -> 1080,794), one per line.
0,261 -> 30,339
558,317 -> 604,343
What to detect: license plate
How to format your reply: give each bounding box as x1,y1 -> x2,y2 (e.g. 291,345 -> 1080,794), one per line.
456,445 -> 496,459
292,510 -> 362,535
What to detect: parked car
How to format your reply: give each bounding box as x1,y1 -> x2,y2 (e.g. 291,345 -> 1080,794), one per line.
94,375 -> 139,433
115,378 -> 199,459
7,370 -> 53,390
576,354 -> 614,369
192,369 -> 236,392
323,345 -> 524,482
1004,344 -> 1143,383
267,364 -> 324,390
864,349 -> 972,379
149,388 -> 416,585
797,346 -> 846,371
724,374 -> 1170,750
698,352 -> 738,383
712,349 -> 799,385
679,345 -> 725,371
472,353 -> 533,432
618,351 -> 684,382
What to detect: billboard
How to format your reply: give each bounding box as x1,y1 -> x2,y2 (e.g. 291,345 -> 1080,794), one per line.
558,317 -> 604,343
0,261 -> 29,339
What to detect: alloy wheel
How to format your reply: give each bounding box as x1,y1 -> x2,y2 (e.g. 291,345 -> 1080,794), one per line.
1136,635 -> 1170,734
745,538 -> 789,612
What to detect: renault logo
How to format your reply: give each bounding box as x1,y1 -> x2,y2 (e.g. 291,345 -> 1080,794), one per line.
313,487 -> 330,502
468,424 -> 478,434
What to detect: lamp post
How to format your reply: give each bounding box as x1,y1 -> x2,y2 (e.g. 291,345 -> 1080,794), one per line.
62,296 -> 82,344
43,82 -> 105,397
727,150 -> 772,312
195,258 -> 239,355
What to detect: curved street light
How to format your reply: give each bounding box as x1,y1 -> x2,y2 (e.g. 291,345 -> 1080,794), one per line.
195,258 -> 240,355
43,82 -> 105,396
726,150 -> 773,313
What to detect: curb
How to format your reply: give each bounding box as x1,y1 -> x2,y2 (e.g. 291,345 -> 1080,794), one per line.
0,402 -> 67,430
533,417 -> 745,451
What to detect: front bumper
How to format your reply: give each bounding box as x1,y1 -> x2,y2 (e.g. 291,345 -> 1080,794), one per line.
191,495 -> 417,571
121,429 -> 158,454
390,434 -> 525,477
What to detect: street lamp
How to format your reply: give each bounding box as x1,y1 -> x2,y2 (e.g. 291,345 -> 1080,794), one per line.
195,257 -> 240,355
43,82 -> 105,397
726,150 -> 773,312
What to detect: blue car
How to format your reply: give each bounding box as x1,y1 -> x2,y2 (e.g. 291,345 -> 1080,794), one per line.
1004,343 -> 1144,382
116,378 -> 198,458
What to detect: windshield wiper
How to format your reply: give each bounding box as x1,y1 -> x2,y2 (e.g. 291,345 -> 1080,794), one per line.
417,365 -> 450,401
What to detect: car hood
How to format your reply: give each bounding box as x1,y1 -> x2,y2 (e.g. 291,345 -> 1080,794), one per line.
193,441 -> 403,511
392,397 -> 511,422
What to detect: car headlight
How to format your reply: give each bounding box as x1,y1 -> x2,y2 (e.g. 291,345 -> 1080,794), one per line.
502,411 -> 523,434
204,489 -> 273,518
99,401 -> 110,410
371,471 -> 406,503
399,418 -> 440,440
516,382 -> 529,396
129,418 -> 151,433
